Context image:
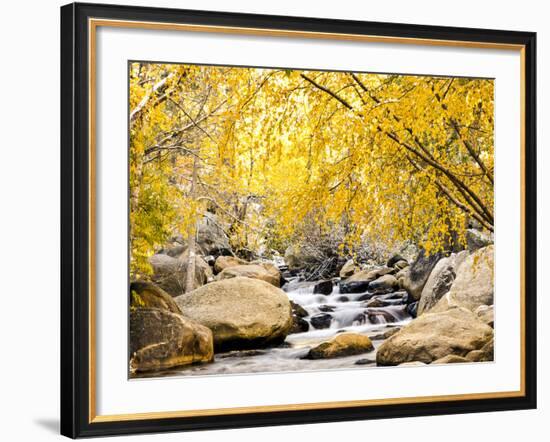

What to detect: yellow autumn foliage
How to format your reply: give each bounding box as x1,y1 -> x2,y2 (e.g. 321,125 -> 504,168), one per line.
129,62 -> 493,276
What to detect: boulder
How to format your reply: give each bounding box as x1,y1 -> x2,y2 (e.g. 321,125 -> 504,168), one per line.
313,280 -> 333,295
397,250 -> 442,301
339,280 -> 371,294
366,298 -> 392,308
369,274 -> 399,294
417,251 -> 468,315
310,313 -> 333,329
432,355 -> 470,364
130,281 -> 182,314
305,333 -> 374,359
214,255 -> 248,274
465,338 -> 494,362
290,301 -> 308,318
159,244 -> 186,258
129,308 -> 214,372
466,228 -> 493,252
175,277 -> 293,351
340,267 -> 395,293
340,259 -> 358,278
216,263 -> 281,287
289,301 -> 309,334
150,253 -> 214,297
376,307 -> 493,366
432,246 -> 494,313
290,317 -> 309,334
172,212 -> 232,256
475,305 -> 494,328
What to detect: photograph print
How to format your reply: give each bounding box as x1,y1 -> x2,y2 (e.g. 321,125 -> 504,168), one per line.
128,62 -> 495,378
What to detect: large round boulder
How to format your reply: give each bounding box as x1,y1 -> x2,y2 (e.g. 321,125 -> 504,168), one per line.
376,307 -> 493,366
417,251 -> 468,315
216,263 -> 280,287
431,245 -> 494,313
175,277 -> 293,351
149,252 -> 214,297
129,307 -> 214,373
397,250 -> 442,301
130,280 -> 182,314
305,333 -> 374,359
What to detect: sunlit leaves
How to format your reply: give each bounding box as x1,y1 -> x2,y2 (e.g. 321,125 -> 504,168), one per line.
129,63 -> 494,274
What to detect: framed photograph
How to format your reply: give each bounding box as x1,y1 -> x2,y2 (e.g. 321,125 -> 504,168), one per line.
60,2 -> 537,438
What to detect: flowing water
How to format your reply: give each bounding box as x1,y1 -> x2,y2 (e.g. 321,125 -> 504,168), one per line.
138,278 -> 413,378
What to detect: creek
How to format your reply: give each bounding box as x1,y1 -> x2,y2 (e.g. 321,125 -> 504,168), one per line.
139,277 -> 413,378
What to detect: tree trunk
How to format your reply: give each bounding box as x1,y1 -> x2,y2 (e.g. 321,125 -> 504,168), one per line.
184,154 -> 199,293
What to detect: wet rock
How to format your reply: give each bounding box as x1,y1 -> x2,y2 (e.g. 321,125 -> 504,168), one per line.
366,298 -> 391,308
407,301 -> 418,318
310,313 -> 333,329
369,274 -> 399,294
129,308 -> 214,373
318,305 -> 336,313
367,309 -> 399,324
305,333 -> 374,359
340,280 -> 371,294
313,280 -> 333,295
130,280 -> 182,314
376,307 -> 493,366
175,277 -> 293,351
289,301 -> 310,334
290,317 -> 310,334
336,296 -> 350,302
290,301 -> 308,318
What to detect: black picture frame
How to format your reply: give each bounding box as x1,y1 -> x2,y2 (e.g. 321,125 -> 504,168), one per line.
61,2 -> 537,438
